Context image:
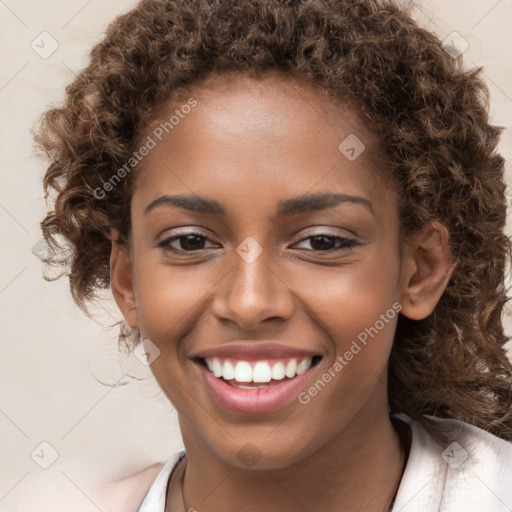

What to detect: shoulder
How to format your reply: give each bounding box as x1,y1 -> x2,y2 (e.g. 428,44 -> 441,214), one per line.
433,416 -> 512,510
90,450 -> 186,512
92,462 -> 166,512
393,413 -> 512,512
420,414 -> 512,473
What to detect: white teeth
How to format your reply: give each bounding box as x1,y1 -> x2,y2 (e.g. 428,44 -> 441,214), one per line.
212,358 -> 223,378
284,359 -> 298,378
234,361 -> 252,382
253,362 -> 272,383
232,383 -> 270,389
296,358 -> 312,375
271,362 -> 285,380
222,360 -> 235,380
204,357 -> 314,382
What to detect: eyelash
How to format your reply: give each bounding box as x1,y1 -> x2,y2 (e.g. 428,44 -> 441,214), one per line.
157,232 -> 360,254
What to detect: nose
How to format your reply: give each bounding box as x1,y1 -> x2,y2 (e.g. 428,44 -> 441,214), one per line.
211,245 -> 294,330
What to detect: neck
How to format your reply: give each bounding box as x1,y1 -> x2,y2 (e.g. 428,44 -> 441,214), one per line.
171,403 -> 405,512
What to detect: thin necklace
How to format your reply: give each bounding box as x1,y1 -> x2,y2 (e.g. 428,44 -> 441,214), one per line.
175,431 -> 408,512
386,426 -> 407,511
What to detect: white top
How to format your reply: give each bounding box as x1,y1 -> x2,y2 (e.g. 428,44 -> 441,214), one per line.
137,413 -> 512,511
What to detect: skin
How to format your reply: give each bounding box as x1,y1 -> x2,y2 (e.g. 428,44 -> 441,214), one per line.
110,72 -> 454,512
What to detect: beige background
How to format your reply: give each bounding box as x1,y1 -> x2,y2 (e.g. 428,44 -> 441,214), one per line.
1,0 -> 511,510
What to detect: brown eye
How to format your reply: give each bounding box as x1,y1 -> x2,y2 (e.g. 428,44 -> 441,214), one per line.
158,233 -> 216,253
294,235 -> 360,252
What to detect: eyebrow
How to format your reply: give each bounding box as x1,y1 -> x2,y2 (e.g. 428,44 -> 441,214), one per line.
143,192 -> 375,218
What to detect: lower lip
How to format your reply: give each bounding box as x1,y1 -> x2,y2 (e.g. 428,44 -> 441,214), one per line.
197,362 -> 317,414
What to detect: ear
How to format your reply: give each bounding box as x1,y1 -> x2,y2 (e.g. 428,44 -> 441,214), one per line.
398,221 -> 456,321
110,229 -> 139,329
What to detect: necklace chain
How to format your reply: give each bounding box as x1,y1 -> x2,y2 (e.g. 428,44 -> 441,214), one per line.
176,423 -> 408,512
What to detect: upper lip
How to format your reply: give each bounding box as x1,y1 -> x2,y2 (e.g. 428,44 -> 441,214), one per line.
190,341 -> 322,361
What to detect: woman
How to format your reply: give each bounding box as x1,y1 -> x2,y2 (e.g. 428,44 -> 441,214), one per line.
33,0 -> 512,510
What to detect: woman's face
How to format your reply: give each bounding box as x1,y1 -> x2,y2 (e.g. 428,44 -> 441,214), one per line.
119,73 -> 412,469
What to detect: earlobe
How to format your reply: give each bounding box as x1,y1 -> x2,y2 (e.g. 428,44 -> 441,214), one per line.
110,229 -> 139,329
399,221 -> 456,321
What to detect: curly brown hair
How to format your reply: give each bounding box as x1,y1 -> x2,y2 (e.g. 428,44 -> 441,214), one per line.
32,0 -> 512,443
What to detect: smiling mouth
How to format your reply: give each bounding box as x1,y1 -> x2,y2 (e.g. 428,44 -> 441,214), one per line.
194,355 -> 323,389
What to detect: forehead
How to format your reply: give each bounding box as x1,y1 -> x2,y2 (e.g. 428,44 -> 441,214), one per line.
131,72 -> 397,224
146,72 -> 381,152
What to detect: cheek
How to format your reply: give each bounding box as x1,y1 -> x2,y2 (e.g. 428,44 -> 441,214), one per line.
131,263 -> 211,408
132,260 -> 221,401
134,260 -> 214,334
287,251 -> 400,340
290,256 -> 401,417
